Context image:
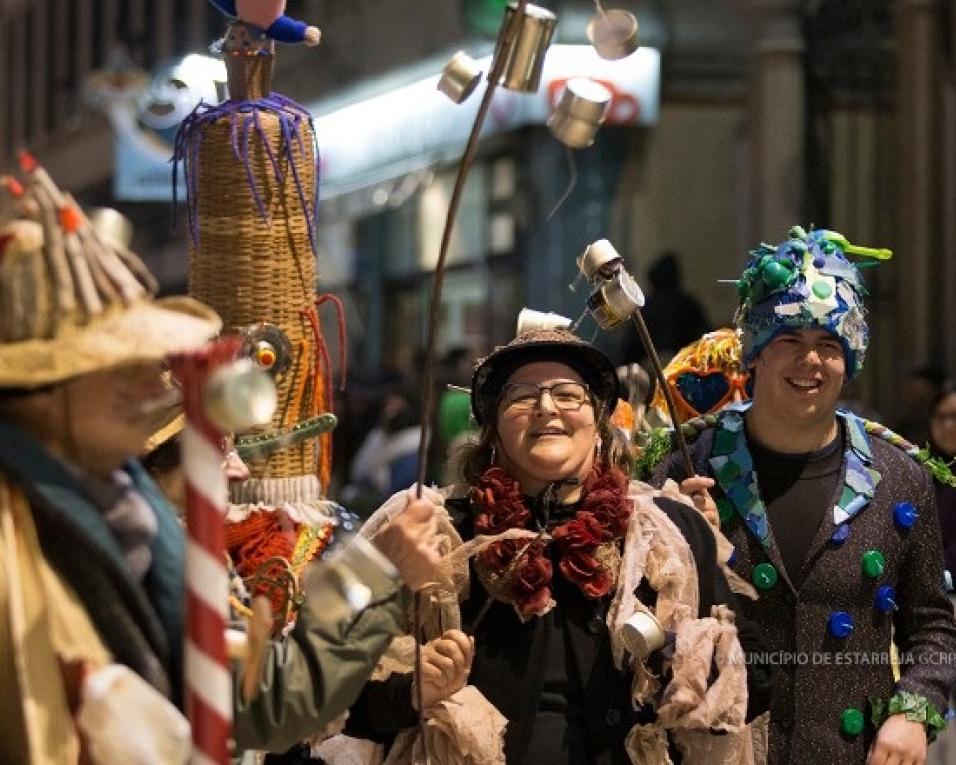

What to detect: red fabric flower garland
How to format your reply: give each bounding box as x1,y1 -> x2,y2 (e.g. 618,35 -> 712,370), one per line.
472,464 -> 632,619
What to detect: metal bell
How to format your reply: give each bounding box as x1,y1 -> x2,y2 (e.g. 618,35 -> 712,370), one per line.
547,78 -> 612,149
587,9 -> 639,61
577,239 -> 624,283
620,610 -> 666,659
587,270 -> 645,329
516,307 -> 573,336
492,2 -> 557,93
202,358 -> 277,432
438,51 -> 483,104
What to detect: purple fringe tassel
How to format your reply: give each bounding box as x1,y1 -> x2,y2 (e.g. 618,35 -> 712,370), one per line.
173,93 -> 321,257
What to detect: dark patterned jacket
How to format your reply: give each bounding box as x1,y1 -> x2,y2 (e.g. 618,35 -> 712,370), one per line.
654,405 -> 956,764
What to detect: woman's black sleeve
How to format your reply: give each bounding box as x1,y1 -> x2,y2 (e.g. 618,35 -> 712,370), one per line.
342,673 -> 418,742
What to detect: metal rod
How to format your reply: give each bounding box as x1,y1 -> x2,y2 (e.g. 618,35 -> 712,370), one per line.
409,8 -> 532,764
413,591 -> 428,757
414,0 -> 531,499
629,312 -> 696,477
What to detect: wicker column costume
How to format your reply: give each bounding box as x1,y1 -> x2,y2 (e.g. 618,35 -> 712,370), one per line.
175,12 -> 346,622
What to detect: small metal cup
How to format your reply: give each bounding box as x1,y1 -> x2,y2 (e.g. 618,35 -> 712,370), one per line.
202,358 -> 277,432
516,307 -> 573,336
577,239 -> 623,282
620,610 -> 666,659
587,270 -> 646,329
547,78 -> 612,148
493,2 -> 557,93
438,51 -> 483,104
89,207 -> 134,249
587,9 -> 640,61
303,535 -> 396,624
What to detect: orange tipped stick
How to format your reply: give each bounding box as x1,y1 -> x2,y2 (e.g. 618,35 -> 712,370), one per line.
1,176 -> 24,197
58,205 -> 83,233
17,150 -> 38,173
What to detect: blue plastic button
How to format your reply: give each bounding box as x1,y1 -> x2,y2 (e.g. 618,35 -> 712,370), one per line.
727,548 -> 739,567
893,501 -> 918,530
874,585 -> 897,613
830,523 -> 851,546
828,611 -> 854,639
813,255 -> 826,268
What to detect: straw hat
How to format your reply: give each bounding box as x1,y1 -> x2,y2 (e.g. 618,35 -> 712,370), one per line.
0,155 -> 221,389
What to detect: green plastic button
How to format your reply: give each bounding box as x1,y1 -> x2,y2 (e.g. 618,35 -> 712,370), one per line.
812,280 -> 833,299
840,707 -> 864,736
862,549 -> 886,578
717,499 -> 735,524
763,261 -> 790,288
752,562 -> 778,591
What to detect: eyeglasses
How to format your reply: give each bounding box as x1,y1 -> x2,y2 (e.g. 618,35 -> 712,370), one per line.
668,370 -> 753,419
501,381 -> 593,412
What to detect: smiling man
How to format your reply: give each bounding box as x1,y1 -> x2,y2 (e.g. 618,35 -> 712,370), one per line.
654,227 -> 956,765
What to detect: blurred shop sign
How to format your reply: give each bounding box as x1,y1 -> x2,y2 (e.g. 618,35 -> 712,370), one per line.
100,45 -> 658,202
90,53 -> 227,201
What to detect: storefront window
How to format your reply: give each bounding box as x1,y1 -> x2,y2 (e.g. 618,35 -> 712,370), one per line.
418,165 -> 488,270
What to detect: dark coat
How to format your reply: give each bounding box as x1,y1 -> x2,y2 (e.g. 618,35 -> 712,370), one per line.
344,487 -> 772,763
446,491 -> 771,764
654,406 -> 956,764
0,420 -> 186,702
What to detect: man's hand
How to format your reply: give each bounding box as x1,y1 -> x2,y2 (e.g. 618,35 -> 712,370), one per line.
867,714 -> 927,765
413,629 -> 474,710
371,493 -> 441,591
680,475 -> 718,527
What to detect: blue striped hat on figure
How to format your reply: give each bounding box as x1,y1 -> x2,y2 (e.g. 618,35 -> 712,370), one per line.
733,226 -> 892,379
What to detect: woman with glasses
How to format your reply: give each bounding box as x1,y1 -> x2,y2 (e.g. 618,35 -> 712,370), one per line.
336,328 -> 771,764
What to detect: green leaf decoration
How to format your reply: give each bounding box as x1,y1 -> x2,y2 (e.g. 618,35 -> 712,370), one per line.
633,428 -> 674,480
916,448 -> 956,487
869,691 -> 948,739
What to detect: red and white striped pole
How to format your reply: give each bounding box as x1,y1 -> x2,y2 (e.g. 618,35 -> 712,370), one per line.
171,337 -> 241,765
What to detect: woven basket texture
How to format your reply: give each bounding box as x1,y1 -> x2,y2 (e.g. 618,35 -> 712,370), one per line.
188,112 -> 319,479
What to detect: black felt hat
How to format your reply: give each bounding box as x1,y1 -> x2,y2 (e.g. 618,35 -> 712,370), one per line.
471,328 -> 620,425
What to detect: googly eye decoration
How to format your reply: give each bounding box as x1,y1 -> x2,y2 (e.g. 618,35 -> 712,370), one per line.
239,322 -> 292,378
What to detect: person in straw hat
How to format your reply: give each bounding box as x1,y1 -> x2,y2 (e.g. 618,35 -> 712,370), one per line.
0,157 -> 442,763
0,153 -> 224,763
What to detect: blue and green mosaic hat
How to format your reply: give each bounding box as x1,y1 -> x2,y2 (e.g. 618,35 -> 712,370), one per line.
733,226 -> 892,379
